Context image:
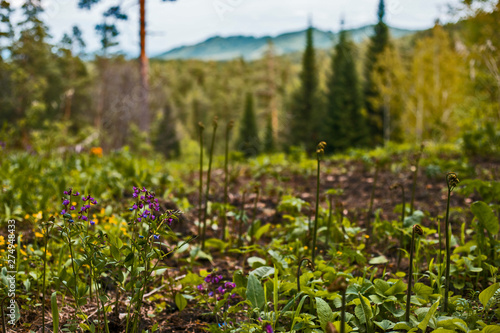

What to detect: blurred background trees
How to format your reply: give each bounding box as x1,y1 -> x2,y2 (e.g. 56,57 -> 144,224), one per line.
0,0 -> 499,159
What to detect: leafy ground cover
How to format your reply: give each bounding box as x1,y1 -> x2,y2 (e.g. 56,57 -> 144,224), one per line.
1,143 -> 500,333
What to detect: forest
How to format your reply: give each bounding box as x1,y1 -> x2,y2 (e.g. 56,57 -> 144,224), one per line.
0,0 -> 500,332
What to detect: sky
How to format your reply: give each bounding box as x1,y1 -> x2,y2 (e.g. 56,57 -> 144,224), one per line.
22,0 -> 463,56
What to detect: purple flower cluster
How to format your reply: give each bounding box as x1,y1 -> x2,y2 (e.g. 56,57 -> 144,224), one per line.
198,273 -> 236,301
129,186 -> 161,222
61,188 -> 97,225
257,319 -> 274,333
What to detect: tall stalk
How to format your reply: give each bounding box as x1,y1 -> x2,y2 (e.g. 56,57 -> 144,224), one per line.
406,224 -> 423,322
221,120 -> 234,241
444,172 -> 459,312
410,144 -> 424,215
237,191 -> 247,248
201,117 -> 218,250
41,219 -> 54,333
312,141 -> 326,263
197,122 -> 205,237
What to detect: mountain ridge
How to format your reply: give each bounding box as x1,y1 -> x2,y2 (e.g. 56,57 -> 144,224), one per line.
153,25 -> 417,61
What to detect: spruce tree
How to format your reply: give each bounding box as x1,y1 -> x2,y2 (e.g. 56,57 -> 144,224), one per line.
364,0 -> 389,146
154,103 -> 180,158
326,25 -> 367,152
288,25 -> 322,153
237,93 -> 260,157
263,114 -> 275,153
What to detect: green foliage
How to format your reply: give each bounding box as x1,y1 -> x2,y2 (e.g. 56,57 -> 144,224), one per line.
236,93 -> 260,157
326,27 -> 367,152
288,26 -> 323,153
154,103 -> 181,158
363,0 -> 390,146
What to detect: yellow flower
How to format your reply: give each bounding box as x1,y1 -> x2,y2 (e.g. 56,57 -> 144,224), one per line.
303,246 -> 308,250
35,232 -> 44,238
20,249 -> 27,256
90,147 -> 103,157
24,214 -> 30,219
72,202 -> 77,206
336,251 -> 342,256
364,235 -> 370,239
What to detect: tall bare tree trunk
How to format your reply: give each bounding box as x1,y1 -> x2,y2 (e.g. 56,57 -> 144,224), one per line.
139,0 -> 150,133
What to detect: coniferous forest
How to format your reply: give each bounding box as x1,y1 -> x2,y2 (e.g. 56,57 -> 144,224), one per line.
1,0 -> 500,332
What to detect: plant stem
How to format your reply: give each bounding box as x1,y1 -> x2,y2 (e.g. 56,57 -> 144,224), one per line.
237,191 -> 246,248
443,172 -> 459,313
198,122 -> 204,237
444,188 -> 451,312
42,225 -> 51,333
297,257 -> 314,294
221,121 -> 233,241
340,290 -> 346,333
406,227 -> 416,322
202,118 -> 217,250
312,150 -> 322,263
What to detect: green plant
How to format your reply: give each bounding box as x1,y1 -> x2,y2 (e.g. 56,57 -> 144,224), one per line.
198,122 -> 205,237
444,172 -> 459,312
202,117 -> 218,250
390,182 -> 406,268
41,217 -> 54,333
312,141 -> 326,262
221,120 -> 234,241
406,224 -> 423,322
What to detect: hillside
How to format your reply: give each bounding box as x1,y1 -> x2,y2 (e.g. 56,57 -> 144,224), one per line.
154,25 -> 416,61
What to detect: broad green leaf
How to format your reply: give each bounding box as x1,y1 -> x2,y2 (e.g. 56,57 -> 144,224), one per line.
479,282 -> 500,308
418,298 -> 439,332
374,319 -> 395,331
315,297 -> 334,330
471,201 -> 499,234
247,256 -> 266,268
414,283 -> 433,300
175,293 -> 187,311
437,318 -> 468,332
482,326 -> 500,333
255,224 -> 271,241
250,266 -> 275,279
332,320 -> 353,333
385,280 -> 407,296
431,329 -> 455,333
356,292 -> 373,329
246,274 -> 265,310
369,255 -> 388,265
233,270 -> 247,289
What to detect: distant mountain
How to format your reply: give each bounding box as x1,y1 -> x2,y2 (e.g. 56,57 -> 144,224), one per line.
154,26 -> 416,61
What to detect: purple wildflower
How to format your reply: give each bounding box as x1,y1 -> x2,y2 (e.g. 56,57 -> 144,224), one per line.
264,324 -> 273,333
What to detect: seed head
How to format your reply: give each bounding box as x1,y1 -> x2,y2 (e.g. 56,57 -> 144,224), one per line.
198,122 -> 205,130
446,172 -> 459,192
413,224 -> 423,236
327,276 -> 347,293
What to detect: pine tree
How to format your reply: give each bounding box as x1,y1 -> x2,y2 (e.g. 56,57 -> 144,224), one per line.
364,0 -> 390,146
154,103 -> 180,158
288,25 -> 321,153
326,24 -> 367,152
263,114 -> 275,153
237,93 -> 260,157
